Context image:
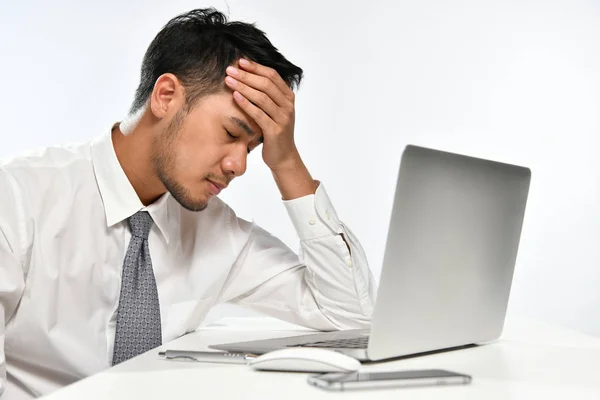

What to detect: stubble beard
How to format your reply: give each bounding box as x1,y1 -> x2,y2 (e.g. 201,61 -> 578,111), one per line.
151,109 -> 209,212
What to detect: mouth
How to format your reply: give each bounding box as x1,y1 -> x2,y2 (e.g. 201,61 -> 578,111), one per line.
207,179 -> 227,195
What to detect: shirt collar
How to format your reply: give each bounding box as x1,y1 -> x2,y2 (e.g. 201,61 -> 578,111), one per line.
90,125 -> 172,244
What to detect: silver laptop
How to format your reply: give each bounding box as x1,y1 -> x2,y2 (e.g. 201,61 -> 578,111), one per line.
210,145 -> 531,361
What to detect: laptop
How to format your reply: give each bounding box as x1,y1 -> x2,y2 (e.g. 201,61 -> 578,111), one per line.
210,145 -> 531,361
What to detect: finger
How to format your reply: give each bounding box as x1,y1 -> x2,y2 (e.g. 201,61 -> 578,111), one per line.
226,65 -> 290,108
225,76 -> 287,124
236,59 -> 295,103
232,90 -> 277,134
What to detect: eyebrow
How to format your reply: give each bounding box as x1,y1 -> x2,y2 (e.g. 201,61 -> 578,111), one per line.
230,117 -> 264,143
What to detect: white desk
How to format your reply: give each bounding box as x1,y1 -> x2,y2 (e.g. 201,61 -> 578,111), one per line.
42,316 -> 600,399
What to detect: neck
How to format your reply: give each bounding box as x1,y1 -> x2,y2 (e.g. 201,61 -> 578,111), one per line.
111,116 -> 167,206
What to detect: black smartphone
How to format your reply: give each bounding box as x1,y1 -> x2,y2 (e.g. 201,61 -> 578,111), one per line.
307,369 -> 472,391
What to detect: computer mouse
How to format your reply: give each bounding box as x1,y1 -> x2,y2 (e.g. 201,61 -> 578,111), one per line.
248,347 -> 361,373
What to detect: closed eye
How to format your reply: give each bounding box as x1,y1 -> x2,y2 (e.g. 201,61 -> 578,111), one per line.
227,128 -> 256,154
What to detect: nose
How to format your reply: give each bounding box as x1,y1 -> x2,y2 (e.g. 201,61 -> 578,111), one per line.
222,146 -> 247,178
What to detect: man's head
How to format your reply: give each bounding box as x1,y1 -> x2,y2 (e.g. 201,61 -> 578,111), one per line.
128,8 -> 303,211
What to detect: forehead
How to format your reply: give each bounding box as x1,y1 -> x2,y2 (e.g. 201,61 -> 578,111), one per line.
190,90 -> 263,137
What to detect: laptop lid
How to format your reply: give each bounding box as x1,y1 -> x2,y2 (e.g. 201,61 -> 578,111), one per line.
367,145 -> 531,360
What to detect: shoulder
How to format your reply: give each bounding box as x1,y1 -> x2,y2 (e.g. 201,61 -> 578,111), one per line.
0,140 -> 96,211
173,195 -> 260,244
0,140 -> 93,178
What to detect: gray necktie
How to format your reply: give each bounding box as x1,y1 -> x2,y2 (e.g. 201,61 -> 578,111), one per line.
112,211 -> 162,365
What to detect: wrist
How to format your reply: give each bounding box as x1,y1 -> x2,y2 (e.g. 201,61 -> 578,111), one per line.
270,154 -> 317,200
268,151 -> 302,175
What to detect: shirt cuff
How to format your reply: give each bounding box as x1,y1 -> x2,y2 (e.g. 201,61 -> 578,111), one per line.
283,183 -> 343,241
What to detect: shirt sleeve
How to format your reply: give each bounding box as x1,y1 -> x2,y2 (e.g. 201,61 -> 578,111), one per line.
220,183 -> 377,331
0,171 -> 26,397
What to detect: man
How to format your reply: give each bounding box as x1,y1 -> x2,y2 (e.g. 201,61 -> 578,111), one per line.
0,8 -> 376,399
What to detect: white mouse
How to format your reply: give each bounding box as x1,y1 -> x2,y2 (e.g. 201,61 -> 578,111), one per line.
248,347 -> 361,373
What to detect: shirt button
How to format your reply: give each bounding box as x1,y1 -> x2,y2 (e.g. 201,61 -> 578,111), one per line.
346,259 -> 353,267
309,218 -> 316,225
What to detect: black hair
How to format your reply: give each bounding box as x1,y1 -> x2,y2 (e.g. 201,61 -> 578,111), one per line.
129,8 -> 303,114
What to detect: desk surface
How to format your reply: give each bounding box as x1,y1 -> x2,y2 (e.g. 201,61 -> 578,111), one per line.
42,316 -> 600,400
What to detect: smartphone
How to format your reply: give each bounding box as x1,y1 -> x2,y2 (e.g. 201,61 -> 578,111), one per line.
307,369 -> 471,391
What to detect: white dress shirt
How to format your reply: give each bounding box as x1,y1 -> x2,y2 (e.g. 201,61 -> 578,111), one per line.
0,129 -> 376,399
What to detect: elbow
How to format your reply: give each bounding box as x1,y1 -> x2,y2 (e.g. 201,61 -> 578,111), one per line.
321,301 -> 374,331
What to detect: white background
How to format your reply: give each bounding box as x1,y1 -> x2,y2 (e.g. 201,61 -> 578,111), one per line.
0,0 -> 598,336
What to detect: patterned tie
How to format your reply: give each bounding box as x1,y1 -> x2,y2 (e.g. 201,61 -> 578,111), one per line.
112,211 -> 162,365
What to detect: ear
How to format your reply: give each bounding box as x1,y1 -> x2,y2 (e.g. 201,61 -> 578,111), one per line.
149,73 -> 184,119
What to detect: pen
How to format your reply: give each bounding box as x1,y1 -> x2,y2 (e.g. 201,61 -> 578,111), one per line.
158,349 -> 258,364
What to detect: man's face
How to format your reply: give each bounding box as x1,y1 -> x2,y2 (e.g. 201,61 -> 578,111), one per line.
151,90 -> 263,212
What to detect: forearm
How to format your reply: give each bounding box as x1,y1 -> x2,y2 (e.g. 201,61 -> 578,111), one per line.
271,153 -> 318,201
300,232 -> 375,329
0,172 -> 27,398
282,184 -> 377,328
